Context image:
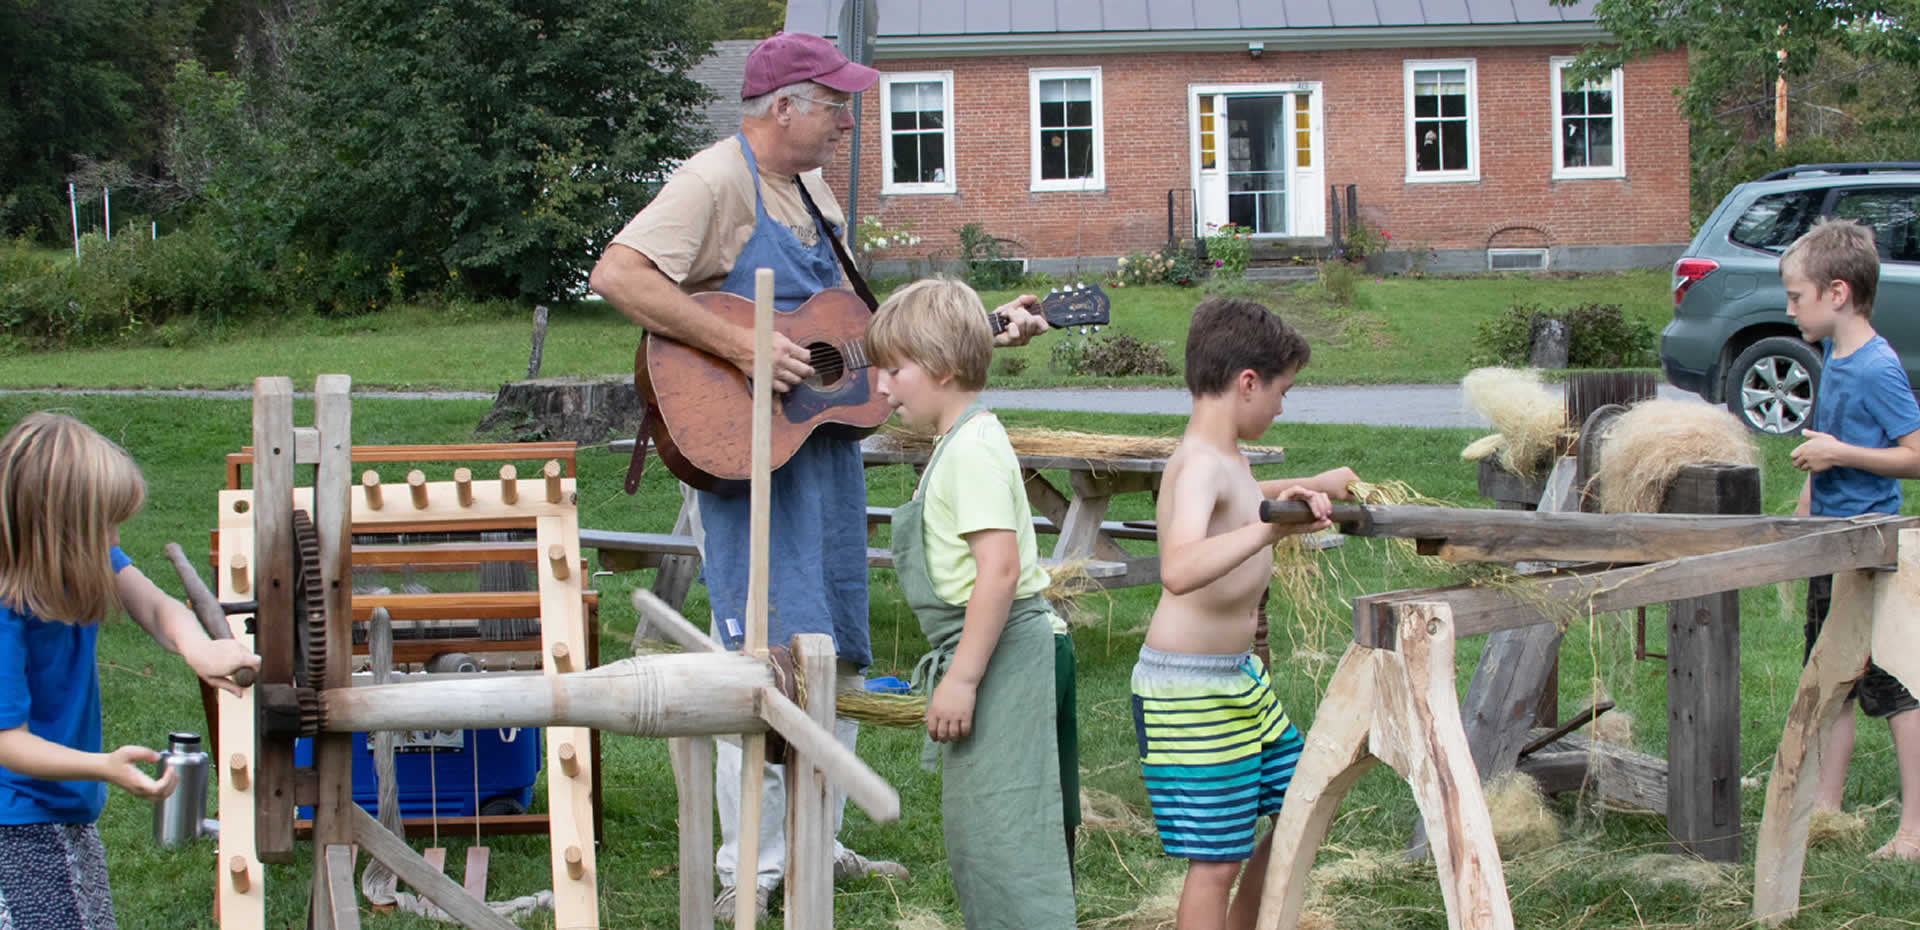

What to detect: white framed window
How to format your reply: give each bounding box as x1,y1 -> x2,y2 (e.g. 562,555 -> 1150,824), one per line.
1404,59 -> 1478,183
1551,57 -> 1624,179
881,71 -> 956,194
1030,67 -> 1104,191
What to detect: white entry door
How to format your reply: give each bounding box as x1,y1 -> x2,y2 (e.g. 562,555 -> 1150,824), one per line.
1192,84 -> 1323,238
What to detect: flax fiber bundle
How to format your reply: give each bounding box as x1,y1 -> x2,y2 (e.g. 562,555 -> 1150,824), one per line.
1590,399 -> 1758,514
1459,367 -> 1567,478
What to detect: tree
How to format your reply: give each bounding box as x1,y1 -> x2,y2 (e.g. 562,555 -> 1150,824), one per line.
0,0 -> 209,239
1562,0 -> 1920,122
276,0 -> 713,304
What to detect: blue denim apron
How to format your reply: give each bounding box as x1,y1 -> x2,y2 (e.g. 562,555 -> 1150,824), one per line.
696,135 -> 871,667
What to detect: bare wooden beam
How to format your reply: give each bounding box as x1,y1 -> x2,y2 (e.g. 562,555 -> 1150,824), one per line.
349,805 -> 519,930
1263,500 -> 1868,564
1353,517 -> 1913,649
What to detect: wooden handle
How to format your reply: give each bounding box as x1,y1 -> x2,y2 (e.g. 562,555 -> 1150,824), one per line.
163,543 -> 256,688
1258,500 -> 1370,527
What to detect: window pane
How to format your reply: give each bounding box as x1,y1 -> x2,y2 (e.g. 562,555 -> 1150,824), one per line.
1042,130 -> 1066,178
1414,95 -> 1438,118
1415,121 -> 1441,171
1441,120 -> 1468,171
1562,90 -> 1586,116
1562,121 -> 1587,168
891,135 -> 919,184
1587,120 -> 1613,167
1587,89 -> 1613,116
1040,100 -> 1065,128
1067,128 -> 1093,178
1066,99 -> 1093,127
1833,189 -> 1920,262
1440,93 -> 1466,118
1730,191 -> 1824,252
917,134 -> 944,183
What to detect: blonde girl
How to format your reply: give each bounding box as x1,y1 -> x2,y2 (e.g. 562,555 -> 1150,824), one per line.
0,412 -> 257,929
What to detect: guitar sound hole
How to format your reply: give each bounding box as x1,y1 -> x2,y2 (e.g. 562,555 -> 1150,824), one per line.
806,343 -> 847,389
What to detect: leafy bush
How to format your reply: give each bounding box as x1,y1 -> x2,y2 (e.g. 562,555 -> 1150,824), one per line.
955,222 -> 1025,291
1,226 -> 274,350
995,354 -> 1029,377
1113,250 -> 1173,287
1341,219 -> 1387,264
1316,259 -> 1360,307
1049,331 -> 1176,377
1203,224 -> 1251,278
1472,303 -> 1655,368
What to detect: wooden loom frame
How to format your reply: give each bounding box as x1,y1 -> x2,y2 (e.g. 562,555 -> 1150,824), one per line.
1246,508 -> 1920,930
213,375 -> 889,930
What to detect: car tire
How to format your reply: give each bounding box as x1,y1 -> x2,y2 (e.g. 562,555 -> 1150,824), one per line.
478,794 -> 526,817
1725,336 -> 1821,435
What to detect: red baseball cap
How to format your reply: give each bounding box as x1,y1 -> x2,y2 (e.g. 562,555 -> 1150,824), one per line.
740,31 -> 879,100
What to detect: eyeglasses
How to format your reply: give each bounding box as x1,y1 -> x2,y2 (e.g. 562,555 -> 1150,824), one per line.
790,93 -> 851,116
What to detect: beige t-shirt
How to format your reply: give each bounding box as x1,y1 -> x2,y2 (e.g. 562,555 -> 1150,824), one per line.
609,136 -> 850,294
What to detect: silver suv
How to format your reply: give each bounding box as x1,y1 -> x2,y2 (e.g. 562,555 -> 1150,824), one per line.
1659,163 -> 1920,434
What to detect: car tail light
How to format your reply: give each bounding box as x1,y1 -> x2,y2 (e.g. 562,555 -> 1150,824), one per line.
1672,258 -> 1719,311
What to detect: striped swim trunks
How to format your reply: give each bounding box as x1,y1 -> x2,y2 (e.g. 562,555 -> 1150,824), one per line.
1131,646 -> 1305,861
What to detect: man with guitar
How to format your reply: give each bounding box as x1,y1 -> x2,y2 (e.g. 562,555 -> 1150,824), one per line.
587,32 -> 1049,922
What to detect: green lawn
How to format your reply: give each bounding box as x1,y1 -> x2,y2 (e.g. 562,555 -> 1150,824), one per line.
0,271 -> 1671,392
3,391 -> 1915,929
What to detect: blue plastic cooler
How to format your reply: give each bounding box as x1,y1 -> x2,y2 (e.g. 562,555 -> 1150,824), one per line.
294,726 -> 542,820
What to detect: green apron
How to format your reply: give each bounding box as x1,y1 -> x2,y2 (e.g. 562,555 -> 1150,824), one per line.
896,401 -> 1076,930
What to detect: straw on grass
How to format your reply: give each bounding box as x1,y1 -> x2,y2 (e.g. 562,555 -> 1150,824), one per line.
1484,771 -> 1561,858
873,424 -> 1283,462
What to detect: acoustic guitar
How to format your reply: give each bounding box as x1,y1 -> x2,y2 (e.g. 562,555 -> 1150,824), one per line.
634,283 -> 1111,494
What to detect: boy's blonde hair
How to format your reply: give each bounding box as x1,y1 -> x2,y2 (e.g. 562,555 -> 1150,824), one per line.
862,276 -> 993,391
0,412 -> 145,624
1782,217 -> 1880,317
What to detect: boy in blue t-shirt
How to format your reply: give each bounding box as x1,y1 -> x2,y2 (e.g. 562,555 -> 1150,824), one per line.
1786,217 -> 1920,860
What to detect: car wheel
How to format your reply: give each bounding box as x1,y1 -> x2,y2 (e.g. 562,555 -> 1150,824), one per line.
1725,336 -> 1820,435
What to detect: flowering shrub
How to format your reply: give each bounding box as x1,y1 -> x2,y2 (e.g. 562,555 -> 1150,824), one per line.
855,216 -> 922,252
1342,220 -> 1388,264
1112,248 -> 1203,287
1203,223 -> 1251,278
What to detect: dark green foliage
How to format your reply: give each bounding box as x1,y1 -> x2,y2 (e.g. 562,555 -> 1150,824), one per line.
0,0 -> 205,239
994,354 -> 1029,377
955,222 -> 1026,291
262,0 -> 713,305
0,228 -> 275,350
1317,259 -> 1360,306
1049,332 -> 1177,377
1473,302 -> 1656,368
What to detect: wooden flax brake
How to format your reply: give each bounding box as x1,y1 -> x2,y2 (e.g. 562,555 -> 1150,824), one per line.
1247,497 -> 1919,930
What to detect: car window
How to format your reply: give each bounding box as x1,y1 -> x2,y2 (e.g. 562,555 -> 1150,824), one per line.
1832,187 -> 1920,263
1728,190 -> 1824,252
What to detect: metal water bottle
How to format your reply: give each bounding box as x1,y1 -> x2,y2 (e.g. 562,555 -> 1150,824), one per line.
152,731 -> 210,848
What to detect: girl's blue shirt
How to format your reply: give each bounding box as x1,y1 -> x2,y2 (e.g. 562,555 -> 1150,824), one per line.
0,546 -> 131,824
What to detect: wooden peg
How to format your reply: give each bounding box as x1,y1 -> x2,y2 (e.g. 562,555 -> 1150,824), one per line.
229,856 -> 251,892
550,641 -> 573,673
454,467 -> 473,507
558,741 -> 579,777
230,753 -> 250,790
548,544 -> 570,580
543,460 -> 563,503
229,553 -> 250,594
499,465 -> 518,504
564,845 -> 585,880
361,471 -> 383,510
407,469 -> 428,509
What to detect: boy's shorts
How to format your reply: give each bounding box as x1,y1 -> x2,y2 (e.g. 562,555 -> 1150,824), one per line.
1131,646 -> 1304,862
1806,574 -> 1918,718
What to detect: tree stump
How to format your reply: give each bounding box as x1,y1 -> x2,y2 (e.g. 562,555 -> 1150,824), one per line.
475,376 -> 643,445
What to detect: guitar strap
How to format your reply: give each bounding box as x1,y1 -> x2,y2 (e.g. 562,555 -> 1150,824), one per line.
794,175 -> 880,312
622,401 -> 654,495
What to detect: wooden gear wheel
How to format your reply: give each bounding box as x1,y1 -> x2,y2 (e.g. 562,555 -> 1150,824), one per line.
290,509 -> 328,690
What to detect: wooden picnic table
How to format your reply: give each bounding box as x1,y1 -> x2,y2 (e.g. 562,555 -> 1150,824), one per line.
600,436 -> 1286,595
859,436 -> 1286,590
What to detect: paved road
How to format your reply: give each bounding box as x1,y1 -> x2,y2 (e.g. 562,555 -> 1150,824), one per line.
986,383 -> 1704,428
2,383 -> 1704,428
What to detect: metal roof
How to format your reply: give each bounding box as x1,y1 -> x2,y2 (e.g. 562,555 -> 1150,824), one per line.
687,40 -> 758,144
785,0 -> 1604,55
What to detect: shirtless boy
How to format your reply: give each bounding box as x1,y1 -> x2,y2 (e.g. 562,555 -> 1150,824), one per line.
1133,296 -> 1357,930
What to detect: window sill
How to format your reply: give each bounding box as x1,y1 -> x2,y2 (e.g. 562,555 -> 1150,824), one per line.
1550,169 -> 1626,181
880,184 -> 958,196
1404,172 -> 1481,184
1030,180 -> 1106,193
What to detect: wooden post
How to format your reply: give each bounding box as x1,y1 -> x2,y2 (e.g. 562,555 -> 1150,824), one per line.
784,634 -> 837,930
736,267 -> 776,930
250,377 -> 296,864
1662,463 -> 1759,862
309,375 -> 357,926
669,736 -> 717,930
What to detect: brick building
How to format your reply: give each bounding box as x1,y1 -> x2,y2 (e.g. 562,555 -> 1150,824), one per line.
780,0 -> 1691,275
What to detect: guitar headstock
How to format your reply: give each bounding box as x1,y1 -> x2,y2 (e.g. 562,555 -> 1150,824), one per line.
1036,282 -> 1111,335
